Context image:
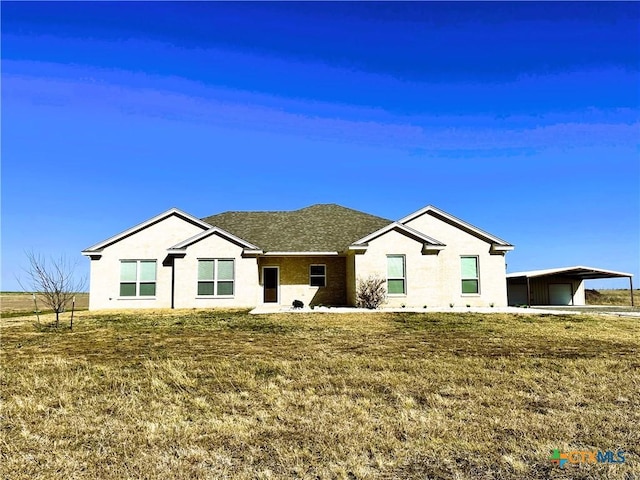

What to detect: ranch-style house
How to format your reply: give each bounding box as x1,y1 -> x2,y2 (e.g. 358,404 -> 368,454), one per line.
81,204 -> 515,310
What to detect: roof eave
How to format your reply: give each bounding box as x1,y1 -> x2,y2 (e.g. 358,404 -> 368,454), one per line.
423,244 -> 446,251
169,226 -> 261,251
261,251 -> 340,256
242,249 -> 264,257
82,208 -> 211,252
353,222 -> 445,247
400,205 -> 513,247
491,244 -> 515,253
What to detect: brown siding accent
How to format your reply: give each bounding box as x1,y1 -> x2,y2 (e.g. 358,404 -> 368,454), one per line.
258,256 -> 347,306
346,252 -> 357,306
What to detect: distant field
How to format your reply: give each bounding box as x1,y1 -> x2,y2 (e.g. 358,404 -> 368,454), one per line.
1,292 -> 89,317
1,309 -> 638,479
585,288 -> 637,306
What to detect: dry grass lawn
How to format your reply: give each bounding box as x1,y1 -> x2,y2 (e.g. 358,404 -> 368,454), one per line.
1,309 -> 638,479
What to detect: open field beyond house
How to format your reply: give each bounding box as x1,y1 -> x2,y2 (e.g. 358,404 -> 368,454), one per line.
1,309 -> 639,479
585,289 -> 638,307
1,292 -> 89,318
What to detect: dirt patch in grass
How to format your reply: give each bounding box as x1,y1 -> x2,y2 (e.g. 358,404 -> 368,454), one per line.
1,310 -> 639,479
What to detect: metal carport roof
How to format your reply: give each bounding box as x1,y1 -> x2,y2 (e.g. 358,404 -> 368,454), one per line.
507,266 -> 634,306
507,265 -> 634,281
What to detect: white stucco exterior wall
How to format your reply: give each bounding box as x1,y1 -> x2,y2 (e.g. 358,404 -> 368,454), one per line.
403,212 -> 509,307
574,280 -> 586,305
353,229 -> 441,308
87,215 -> 206,310
172,233 -> 260,308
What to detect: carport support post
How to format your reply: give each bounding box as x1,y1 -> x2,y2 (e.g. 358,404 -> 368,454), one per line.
526,276 -> 531,307
630,276 -> 634,307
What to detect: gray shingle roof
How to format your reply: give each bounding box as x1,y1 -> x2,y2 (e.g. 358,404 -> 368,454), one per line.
202,204 -> 392,252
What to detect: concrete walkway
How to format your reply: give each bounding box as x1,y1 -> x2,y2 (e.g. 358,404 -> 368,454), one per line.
530,305 -> 640,317
249,305 -> 591,315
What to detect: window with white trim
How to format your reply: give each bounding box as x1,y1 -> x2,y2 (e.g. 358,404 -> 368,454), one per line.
387,255 -> 406,295
461,256 -> 480,294
120,260 -> 156,297
309,264 -> 326,287
198,259 -> 234,296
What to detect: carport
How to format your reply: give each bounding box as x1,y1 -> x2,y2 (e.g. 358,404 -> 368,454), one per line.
507,266 -> 634,307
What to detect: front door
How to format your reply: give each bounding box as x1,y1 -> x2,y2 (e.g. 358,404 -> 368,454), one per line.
263,267 -> 279,303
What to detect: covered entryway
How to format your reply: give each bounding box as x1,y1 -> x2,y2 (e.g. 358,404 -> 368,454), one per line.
263,267 -> 279,303
507,266 -> 634,307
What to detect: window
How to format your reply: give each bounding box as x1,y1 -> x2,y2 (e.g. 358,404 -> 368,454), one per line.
387,255 -> 406,295
198,259 -> 234,296
120,260 -> 156,297
461,256 -> 480,294
309,264 -> 326,287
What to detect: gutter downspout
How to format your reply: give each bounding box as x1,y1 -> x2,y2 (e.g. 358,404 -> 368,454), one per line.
630,276 -> 635,307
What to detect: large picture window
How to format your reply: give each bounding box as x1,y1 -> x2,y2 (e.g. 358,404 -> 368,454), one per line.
198,259 -> 235,296
120,260 -> 156,297
461,256 -> 480,294
387,255 -> 406,295
309,264 -> 326,287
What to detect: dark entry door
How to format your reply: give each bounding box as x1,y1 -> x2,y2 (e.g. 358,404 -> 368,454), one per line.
263,267 -> 278,303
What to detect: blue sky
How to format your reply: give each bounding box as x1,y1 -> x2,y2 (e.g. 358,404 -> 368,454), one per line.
2,1 -> 639,291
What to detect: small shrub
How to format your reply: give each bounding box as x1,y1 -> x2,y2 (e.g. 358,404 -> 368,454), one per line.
423,305 -> 427,309
449,303 -> 454,308
356,275 -> 386,309
466,304 -> 471,308
490,302 -> 495,308
292,299 -> 304,309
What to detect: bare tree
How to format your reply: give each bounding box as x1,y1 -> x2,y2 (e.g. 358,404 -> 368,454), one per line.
18,251 -> 87,328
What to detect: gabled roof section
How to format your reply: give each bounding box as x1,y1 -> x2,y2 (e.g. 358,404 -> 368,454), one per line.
202,204 -> 392,253
352,222 -> 446,248
399,205 -> 514,250
507,266 -> 633,280
168,227 -> 262,253
82,208 -> 211,255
